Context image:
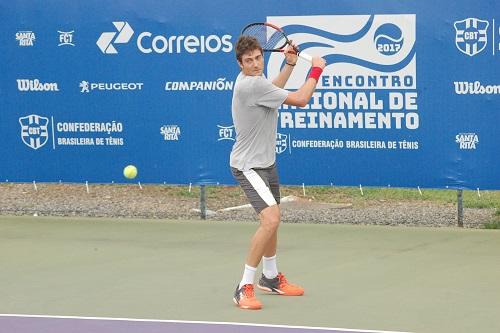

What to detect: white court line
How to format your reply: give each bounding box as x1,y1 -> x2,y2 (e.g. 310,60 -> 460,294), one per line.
0,313 -> 413,333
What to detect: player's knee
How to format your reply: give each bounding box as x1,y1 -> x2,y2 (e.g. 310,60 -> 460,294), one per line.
260,205 -> 280,231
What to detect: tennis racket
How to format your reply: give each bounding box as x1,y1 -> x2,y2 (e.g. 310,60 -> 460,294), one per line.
241,22 -> 313,63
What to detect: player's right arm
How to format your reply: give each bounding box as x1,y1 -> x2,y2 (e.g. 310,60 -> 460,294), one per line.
283,56 -> 326,107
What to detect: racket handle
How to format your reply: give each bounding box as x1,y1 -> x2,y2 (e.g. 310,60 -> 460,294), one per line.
298,52 -> 312,63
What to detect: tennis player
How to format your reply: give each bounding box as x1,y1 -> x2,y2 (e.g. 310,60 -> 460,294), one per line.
231,35 -> 326,310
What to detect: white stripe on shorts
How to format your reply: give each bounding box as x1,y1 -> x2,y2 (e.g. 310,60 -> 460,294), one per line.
242,169 -> 277,207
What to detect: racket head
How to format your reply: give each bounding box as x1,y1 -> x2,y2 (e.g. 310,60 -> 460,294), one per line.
240,22 -> 289,51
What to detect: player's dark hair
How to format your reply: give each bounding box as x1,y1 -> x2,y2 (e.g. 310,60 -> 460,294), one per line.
235,36 -> 263,62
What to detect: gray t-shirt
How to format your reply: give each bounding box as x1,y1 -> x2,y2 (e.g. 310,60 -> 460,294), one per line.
230,72 -> 289,171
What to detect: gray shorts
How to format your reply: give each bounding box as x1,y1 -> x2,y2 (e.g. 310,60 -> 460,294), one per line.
231,164 -> 280,214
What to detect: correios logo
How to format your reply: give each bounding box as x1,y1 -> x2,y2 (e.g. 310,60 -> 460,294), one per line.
97,21 -> 232,54
97,22 -> 134,54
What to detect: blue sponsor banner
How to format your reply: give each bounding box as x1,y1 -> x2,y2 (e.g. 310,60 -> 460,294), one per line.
0,0 -> 499,189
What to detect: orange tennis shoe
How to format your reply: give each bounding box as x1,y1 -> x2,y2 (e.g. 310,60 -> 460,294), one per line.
233,284 -> 262,310
257,272 -> 304,296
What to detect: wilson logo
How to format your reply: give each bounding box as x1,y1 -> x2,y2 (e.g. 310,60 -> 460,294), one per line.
17,79 -> 60,92
454,81 -> 500,95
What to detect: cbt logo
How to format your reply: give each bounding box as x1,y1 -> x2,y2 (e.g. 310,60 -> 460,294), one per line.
19,115 -> 49,150
97,21 -> 232,55
454,18 -> 489,56
276,133 -> 288,154
217,125 -> 235,141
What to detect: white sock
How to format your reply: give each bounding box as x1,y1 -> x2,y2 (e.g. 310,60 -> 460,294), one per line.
239,264 -> 257,288
262,255 -> 278,279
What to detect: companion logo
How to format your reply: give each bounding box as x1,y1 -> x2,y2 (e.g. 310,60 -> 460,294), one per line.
97,21 -> 232,55
455,133 -> 478,150
161,125 -> 181,141
16,31 -> 35,46
165,78 -> 233,91
18,79 -> 59,92
58,30 -> 75,46
96,22 -> 134,54
276,133 -> 288,154
217,125 -> 235,141
454,18 -> 489,56
19,115 -> 49,150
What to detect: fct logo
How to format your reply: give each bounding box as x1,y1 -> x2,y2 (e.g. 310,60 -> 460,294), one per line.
454,18 -> 489,56
96,22 -> 134,54
19,115 -> 49,150
217,125 -> 235,141
58,30 -> 75,46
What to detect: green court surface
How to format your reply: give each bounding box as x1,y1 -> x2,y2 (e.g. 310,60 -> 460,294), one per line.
0,216 -> 499,333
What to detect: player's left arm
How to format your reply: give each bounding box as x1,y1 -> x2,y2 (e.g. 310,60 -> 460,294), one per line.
272,42 -> 298,88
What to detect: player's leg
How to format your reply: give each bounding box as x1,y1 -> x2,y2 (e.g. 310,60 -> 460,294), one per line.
256,165 -> 304,296
262,165 -> 280,276
231,167 -> 279,309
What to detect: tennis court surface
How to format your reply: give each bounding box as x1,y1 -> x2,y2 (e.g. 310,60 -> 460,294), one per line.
1,216 -> 499,333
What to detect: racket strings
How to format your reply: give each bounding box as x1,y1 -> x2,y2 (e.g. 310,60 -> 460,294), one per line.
242,24 -> 287,50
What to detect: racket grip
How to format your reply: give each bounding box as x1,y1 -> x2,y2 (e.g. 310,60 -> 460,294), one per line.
298,52 -> 312,63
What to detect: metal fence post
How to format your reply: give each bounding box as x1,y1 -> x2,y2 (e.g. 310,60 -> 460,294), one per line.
457,189 -> 464,227
200,185 -> 207,220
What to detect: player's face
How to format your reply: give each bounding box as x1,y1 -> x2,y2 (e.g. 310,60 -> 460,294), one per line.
239,49 -> 264,76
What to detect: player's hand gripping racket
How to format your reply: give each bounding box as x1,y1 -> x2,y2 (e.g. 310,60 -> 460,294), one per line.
241,22 -> 313,63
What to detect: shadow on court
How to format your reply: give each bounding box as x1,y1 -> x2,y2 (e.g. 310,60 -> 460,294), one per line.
0,216 -> 499,333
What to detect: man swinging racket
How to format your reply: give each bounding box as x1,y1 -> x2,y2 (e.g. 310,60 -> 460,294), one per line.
230,34 -> 326,310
